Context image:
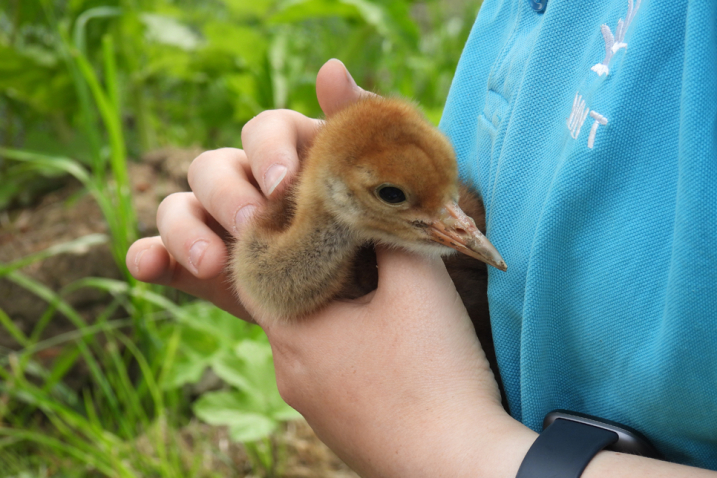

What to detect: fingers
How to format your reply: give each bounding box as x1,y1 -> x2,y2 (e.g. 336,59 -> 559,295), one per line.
188,148 -> 265,236
241,110 -> 322,198
127,237 -> 175,284
130,188 -> 255,319
156,192 -> 228,279
316,59 -> 375,117
127,236 -> 253,320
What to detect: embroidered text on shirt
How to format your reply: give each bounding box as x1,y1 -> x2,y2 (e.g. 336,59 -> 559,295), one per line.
587,111 -> 608,148
567,93 -> 590,139
591,0 -> 642,76
567,92 -> 608,149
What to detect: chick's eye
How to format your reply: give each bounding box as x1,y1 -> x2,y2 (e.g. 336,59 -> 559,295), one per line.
377,185 -> 406,204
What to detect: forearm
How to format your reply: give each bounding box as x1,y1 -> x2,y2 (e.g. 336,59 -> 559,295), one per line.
584,450 -> 717,478
467,417 -> 716,478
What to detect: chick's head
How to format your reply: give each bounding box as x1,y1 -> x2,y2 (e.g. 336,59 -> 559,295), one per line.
303,97 -> 506,270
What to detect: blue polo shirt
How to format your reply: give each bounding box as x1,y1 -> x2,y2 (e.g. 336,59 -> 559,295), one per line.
441,0 -> 717,468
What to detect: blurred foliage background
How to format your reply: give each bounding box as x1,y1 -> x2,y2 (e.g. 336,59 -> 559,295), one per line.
1,0 -> 477,209
0,0 -> 479,476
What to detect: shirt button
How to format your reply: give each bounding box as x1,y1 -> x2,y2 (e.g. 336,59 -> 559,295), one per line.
529,0 -> 547,12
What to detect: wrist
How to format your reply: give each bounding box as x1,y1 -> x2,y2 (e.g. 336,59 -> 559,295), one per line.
469,411 -> 538,478
355,401 -> 537,478
425,405 -> 537,478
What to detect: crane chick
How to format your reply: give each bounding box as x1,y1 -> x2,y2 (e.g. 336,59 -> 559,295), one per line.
231,97 -> 506,323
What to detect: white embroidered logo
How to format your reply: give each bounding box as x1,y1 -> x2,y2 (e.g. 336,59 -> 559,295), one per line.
567,92 -> 609,149
567,93 -> 590,139
566,0 -> 640,148
591,0 -> 642,76
587,111 -> 608,148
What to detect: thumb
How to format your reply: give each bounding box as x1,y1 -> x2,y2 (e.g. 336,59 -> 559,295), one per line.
316,59 -> 374,117
373,245 -> 460,311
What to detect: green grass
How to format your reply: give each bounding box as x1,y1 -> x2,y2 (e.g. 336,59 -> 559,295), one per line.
0,0 -> 478,475
0,266 -> 295,476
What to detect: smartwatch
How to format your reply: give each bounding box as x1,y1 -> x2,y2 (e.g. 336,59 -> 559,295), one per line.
516,409 -> 662,478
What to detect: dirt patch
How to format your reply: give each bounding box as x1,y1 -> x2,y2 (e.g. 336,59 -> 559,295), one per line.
0,147 -> 201,349
125,418 -> 358,478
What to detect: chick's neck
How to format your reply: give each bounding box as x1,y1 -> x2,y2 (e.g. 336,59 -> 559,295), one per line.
250,186 -> 362,314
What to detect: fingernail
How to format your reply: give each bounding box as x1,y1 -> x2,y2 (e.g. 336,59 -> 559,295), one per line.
264,164 -> 287,196
188,240 -> 208,275
330,58 -> 353,84
235,204 -> 257,234
343,63 -> 357,87
134,248 -> 146,275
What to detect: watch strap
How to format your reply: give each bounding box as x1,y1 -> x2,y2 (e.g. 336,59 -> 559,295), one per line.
516,418 -> 619,478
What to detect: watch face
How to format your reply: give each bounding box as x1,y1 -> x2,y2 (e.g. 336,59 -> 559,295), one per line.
544,410 -> 662,459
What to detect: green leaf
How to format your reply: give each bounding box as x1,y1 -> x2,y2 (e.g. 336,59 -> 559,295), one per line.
145,44 -> 194,79
141,13 -> 202,51
226,73 -> 263,121
222,0 -> 275,20
210,340 -> 278,405
203,22 -> 268,68
0,147 -> 91,186
270,0 -> 359,22
72,6 -> 122,54
8,0 -> 44,28
156,301 -> 265,388
0,428 -> 122,477
342,0 -> 392,38
157,323 -> 221,388
273,403 -> 302,421
20,128 -> 94,165
0,307 -> 29,347
211,350 -> 252,390
193,390 -> 279,442
0,234 -> 108,278
226,414 -> 278,443
0,44 -> 73,114
161,351 -> 209,389
43,345 -> 82,393
175,302 -> 257,347
202,337 -> 300,429
232,340 -> 278,401
270,0 -> 403,42
180,326 -> 223,358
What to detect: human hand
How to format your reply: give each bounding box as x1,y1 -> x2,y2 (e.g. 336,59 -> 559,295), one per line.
264,244 -> 535,477
126,59 -> 529,476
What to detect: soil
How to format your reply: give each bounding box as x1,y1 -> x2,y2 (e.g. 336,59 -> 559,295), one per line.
0,147 -> 200,349
172,419 -> 358,478
0,147 -> 358,477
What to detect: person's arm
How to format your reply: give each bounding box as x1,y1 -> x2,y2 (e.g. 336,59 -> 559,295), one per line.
126,59 -> 716,478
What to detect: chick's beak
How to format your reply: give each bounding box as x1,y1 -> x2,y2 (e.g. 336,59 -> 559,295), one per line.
427,202 -> 507,271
